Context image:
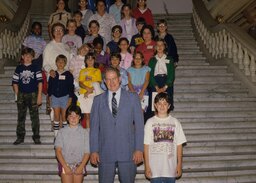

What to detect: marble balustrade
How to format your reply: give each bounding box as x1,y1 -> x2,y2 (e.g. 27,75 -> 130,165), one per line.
192,0 -> 256,83
0,14 -> 30,60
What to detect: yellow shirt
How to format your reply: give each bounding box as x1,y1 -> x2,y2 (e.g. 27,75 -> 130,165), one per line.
78,67 -> 102,94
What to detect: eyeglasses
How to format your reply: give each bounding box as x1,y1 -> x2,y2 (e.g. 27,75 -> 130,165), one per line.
158,24 -> 166,28
113,30 -> 121,33
54,29 -> 63,32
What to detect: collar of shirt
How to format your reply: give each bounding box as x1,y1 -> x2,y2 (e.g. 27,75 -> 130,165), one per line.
108,87 -> 121,112
156,54 -> 169,64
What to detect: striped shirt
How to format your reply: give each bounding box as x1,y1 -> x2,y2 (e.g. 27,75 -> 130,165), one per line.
12,63 -> 42,93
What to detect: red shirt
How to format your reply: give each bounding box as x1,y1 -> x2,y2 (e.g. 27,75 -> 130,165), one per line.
136,40 -> 156,65
132,8 -> 155,28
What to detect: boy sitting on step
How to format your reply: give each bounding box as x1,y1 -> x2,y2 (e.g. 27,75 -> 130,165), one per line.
12,47 -> 43,145
144,92 -> 187,183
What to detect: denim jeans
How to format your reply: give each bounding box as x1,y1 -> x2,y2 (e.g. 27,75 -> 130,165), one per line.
150,177 -> 176,183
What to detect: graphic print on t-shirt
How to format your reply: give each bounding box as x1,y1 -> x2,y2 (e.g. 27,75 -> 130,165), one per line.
153,123 -> 175,143
20,70 -> 34,84
150,123 -> 175,156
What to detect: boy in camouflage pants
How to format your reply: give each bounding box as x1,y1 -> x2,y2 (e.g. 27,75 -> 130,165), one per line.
12,47 -> 43,145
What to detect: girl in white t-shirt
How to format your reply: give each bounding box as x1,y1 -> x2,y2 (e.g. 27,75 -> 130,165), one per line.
144,92 -> 187,183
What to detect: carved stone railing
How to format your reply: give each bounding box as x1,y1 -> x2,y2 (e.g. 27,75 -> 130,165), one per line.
192,0 -> 256,82
0,0 -> 31,61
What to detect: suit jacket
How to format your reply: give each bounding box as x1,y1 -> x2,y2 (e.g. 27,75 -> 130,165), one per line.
90,88 -> 144,163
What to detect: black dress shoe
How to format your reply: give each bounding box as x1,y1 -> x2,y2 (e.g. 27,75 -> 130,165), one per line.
13,138 -> 24,145
33,138 -> 41,144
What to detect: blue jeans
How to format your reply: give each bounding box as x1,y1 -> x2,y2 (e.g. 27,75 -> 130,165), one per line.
150,177 -> 176,183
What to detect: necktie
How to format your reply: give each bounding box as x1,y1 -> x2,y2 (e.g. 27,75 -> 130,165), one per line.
59,12 -> 63,20
112,92 -> 117,118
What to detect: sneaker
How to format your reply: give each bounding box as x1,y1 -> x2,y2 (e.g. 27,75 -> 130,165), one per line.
13,138 -> 24,145
33,138 -> 41,145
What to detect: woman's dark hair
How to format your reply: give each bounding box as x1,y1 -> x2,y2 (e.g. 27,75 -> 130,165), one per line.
154,92 -> 172,114
31,22 -> 42,35
141,24 -> 155,39
66,105 -> 82,123
132,51 -> 145,66
121,4 -> 132,19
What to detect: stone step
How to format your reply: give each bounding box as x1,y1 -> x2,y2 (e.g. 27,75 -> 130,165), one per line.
187,140 -> 256,148
1,120 -> 256,132
178,61 -> 209,66
184,146 -> 256,157
171,110 -> 256,119
182,121 -> 256,130
1,170 -> 256,183
0,132 -> 255,144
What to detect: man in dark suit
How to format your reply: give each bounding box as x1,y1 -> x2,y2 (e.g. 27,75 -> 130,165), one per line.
90,67 -> 144,183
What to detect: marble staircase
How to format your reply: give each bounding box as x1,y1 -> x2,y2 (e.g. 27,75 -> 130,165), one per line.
0,13 -> 256,182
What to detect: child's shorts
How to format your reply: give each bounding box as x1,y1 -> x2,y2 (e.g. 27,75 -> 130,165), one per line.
51,95 -> 69,109
58,162 -> 87,176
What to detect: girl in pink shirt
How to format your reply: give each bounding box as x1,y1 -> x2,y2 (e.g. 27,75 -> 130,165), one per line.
118,37 -> 133,70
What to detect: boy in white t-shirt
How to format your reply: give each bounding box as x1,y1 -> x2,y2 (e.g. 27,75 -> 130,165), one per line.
144,92 -> 187,183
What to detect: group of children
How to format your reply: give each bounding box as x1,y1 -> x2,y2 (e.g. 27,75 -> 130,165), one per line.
11,0 -> 186,182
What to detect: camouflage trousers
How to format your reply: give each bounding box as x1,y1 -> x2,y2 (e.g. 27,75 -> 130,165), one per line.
16,92 -> 40,140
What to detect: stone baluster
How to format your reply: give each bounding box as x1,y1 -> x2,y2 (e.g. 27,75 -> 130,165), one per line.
250,55 -> 256,82
243,49 -> 250,76
10,32 -> 15,59
206,31 -> 210,49
237,43 -> 243,70
215,33 -> 219,59
0,37 -> 3,59
227,33 -> 233,58
212,34 -> 216,58
209,34 -> 213,54
232,38 -> 238,63
217,31 -> 223,58
6,30 -> 11,59
2,30 -> 7,58
203,26 -> 207,45
223,29 -> 227,57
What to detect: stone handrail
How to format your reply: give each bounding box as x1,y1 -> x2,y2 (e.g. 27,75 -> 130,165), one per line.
0,0 -> 31,60
192,0 -> 256,82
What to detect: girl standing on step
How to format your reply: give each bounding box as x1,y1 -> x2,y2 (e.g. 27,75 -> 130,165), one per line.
119,3 -> 138,43
132,0 -> 154,28
55,105 -> 90,183
148,38 -> 175,118
155,19 -> 179,67
119,37 -> 133,70
127,51 -> 150,112
144,92 -> 186,183
77,52 -> 103,128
